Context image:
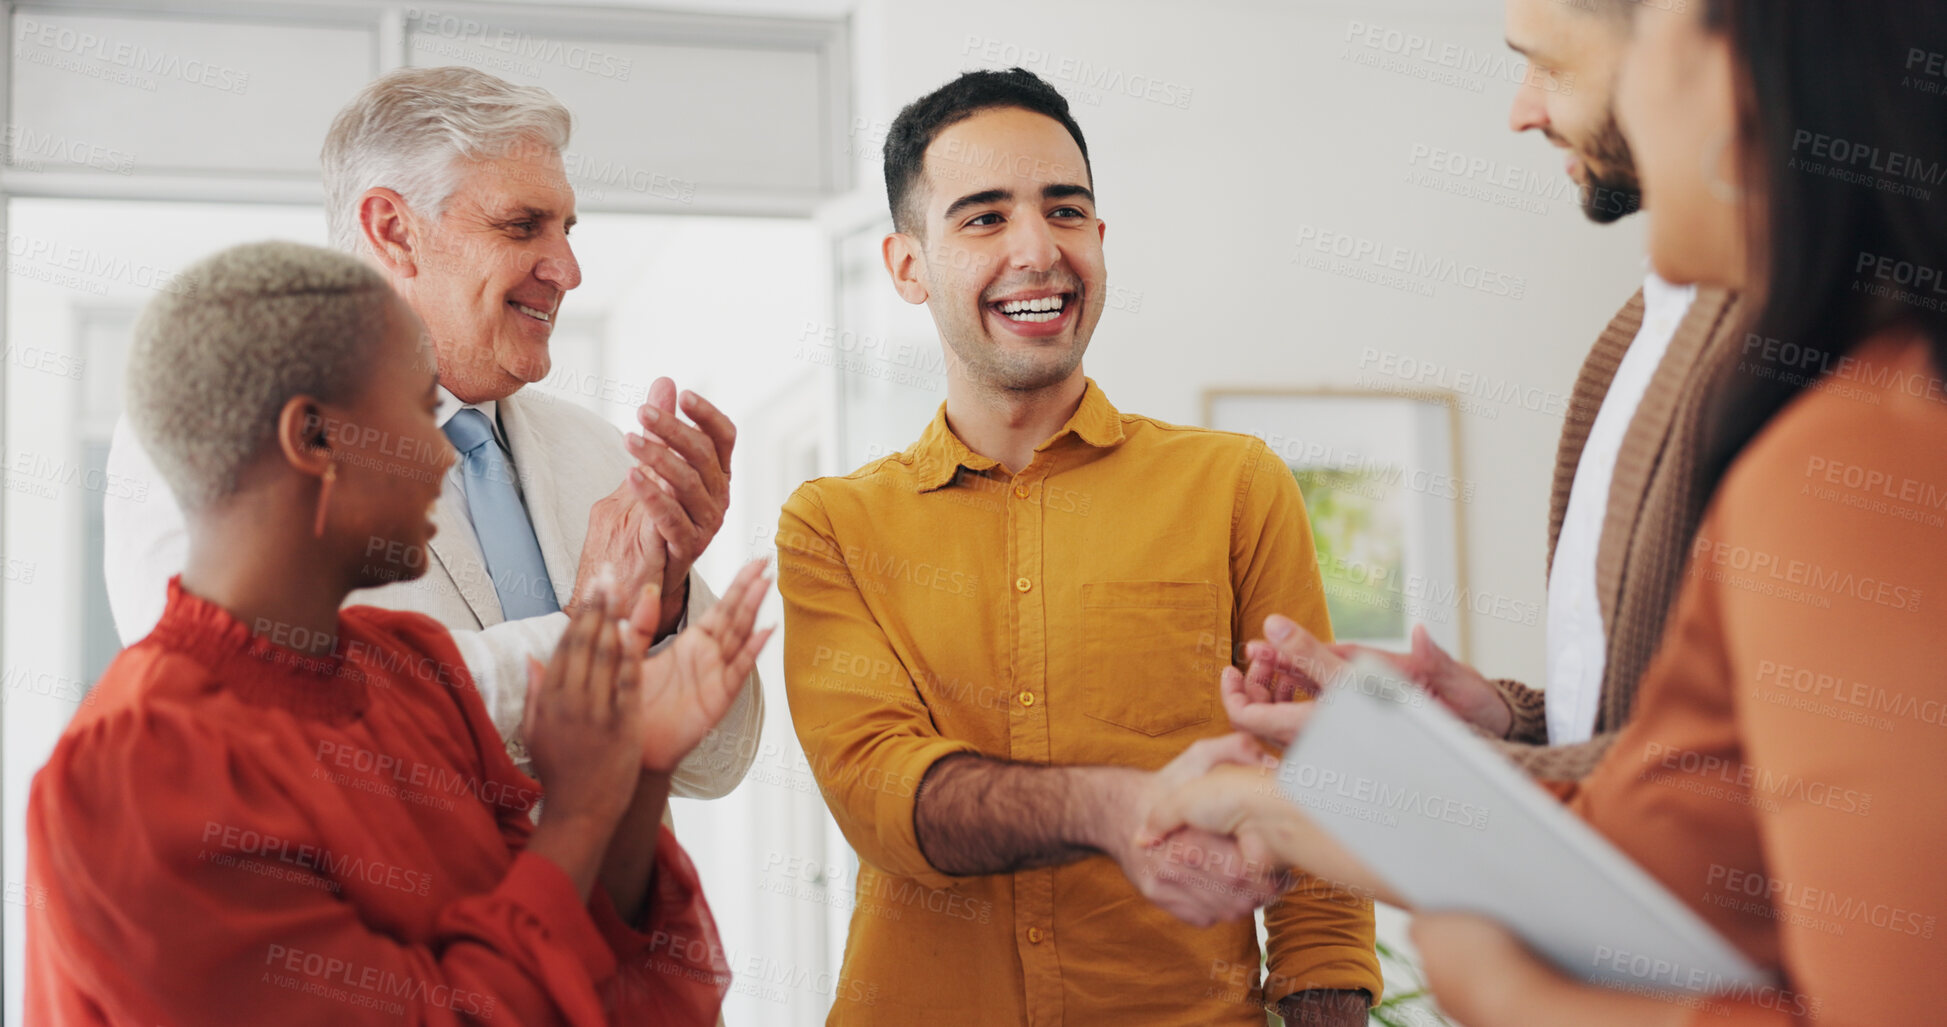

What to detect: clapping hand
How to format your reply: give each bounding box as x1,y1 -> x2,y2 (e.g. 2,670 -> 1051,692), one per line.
632,558 -> 773,773
622,379 -> 736,615
1227,618 -> 1510,748
572,378 -> 738,642
1219,615 -> 1355,748
522,578 -> 653,831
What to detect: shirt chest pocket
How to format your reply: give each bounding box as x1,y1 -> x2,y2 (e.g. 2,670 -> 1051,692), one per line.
1078,580 -> 1223,737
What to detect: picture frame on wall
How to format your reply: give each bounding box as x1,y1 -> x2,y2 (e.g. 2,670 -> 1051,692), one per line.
1204,388 -> 1471,659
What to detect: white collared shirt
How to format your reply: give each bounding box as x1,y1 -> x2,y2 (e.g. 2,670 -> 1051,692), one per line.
1544,271 -> 1697,744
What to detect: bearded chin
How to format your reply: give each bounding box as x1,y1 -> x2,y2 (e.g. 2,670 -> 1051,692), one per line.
1580,116 -> 1643,225
947,328 -> 1088,393
1582,170 -> 1643,225
979,346 -> 1080,392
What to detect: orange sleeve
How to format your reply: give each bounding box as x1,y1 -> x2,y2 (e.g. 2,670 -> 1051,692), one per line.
584,827 -> 733,1023
26,626 -> 728,1027
1676,411 -> 1946,1025
1233,442 -> 1384,1005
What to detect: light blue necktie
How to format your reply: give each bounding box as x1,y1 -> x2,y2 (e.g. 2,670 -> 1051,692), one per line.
442,408 -> 560,620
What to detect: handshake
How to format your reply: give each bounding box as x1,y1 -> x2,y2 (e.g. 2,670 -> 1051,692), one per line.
1116,613 -> 1500,926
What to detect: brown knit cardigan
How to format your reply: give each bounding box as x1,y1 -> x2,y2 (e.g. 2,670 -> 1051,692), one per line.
1489,286 -> 1742,780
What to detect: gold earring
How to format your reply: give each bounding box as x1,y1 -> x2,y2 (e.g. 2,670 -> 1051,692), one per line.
312,462 -> 338,539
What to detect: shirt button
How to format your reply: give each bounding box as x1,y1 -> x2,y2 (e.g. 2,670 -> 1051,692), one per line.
1015,577 -> 1032,593
1018,691 -> 1036,707
1014,484 -> 1030,499
1027,927 -> 1045,944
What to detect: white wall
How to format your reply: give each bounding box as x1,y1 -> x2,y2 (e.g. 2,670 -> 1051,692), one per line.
840,0 -> 1650,686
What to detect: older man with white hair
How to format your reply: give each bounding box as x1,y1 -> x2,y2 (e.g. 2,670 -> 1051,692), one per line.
102,66 -> 762,797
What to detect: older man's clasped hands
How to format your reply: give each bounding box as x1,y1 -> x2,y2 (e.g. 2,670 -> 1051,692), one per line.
570,375 -> 737,639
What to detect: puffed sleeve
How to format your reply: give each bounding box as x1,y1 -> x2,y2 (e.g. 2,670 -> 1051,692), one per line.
27,647 -> 727,1027
27,701 -> 620,1026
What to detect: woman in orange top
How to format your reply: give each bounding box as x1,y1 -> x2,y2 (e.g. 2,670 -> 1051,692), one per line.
26,240 -> 772,1026
1144,1 -> 1947,1024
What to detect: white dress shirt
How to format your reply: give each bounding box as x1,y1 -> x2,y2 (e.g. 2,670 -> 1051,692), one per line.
1544,271 -> 1697,744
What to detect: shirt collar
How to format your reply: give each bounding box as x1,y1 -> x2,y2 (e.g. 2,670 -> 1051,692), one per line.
1641,269 -> 1698,318
911,377 -> 1125,492
436,386 -> 508,451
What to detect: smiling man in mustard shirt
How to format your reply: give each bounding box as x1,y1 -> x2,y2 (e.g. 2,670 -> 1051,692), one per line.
776,68 -> 1380,1025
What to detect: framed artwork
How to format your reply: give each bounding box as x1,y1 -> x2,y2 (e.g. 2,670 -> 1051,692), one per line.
1204,388 -> 1470,659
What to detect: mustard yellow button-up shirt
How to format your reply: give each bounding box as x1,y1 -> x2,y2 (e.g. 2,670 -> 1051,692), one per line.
777,380 -> 1379,1025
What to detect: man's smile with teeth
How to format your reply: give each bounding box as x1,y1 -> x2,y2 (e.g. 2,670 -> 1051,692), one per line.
511,301 -> 552,323
995,294 -> 1068,323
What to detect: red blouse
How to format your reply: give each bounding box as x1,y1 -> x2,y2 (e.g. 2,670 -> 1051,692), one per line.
26,577 -> 730,1025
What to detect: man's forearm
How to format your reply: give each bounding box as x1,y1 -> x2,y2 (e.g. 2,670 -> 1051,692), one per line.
914,754 -> 1142,875
597,770 -> 671,924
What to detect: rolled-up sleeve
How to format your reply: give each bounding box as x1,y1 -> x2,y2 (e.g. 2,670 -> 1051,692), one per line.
1231,442 -> 1384,1004
776,486 -> 979,891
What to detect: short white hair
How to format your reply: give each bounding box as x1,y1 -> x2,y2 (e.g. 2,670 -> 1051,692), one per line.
126,241 -> 398,510
321,66 -> 573,255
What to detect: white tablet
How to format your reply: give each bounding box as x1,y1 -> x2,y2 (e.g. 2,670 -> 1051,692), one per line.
1279,657 -> 1773,996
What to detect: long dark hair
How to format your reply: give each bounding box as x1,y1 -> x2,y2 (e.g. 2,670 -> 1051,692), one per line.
1700,0 -> 1947,484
